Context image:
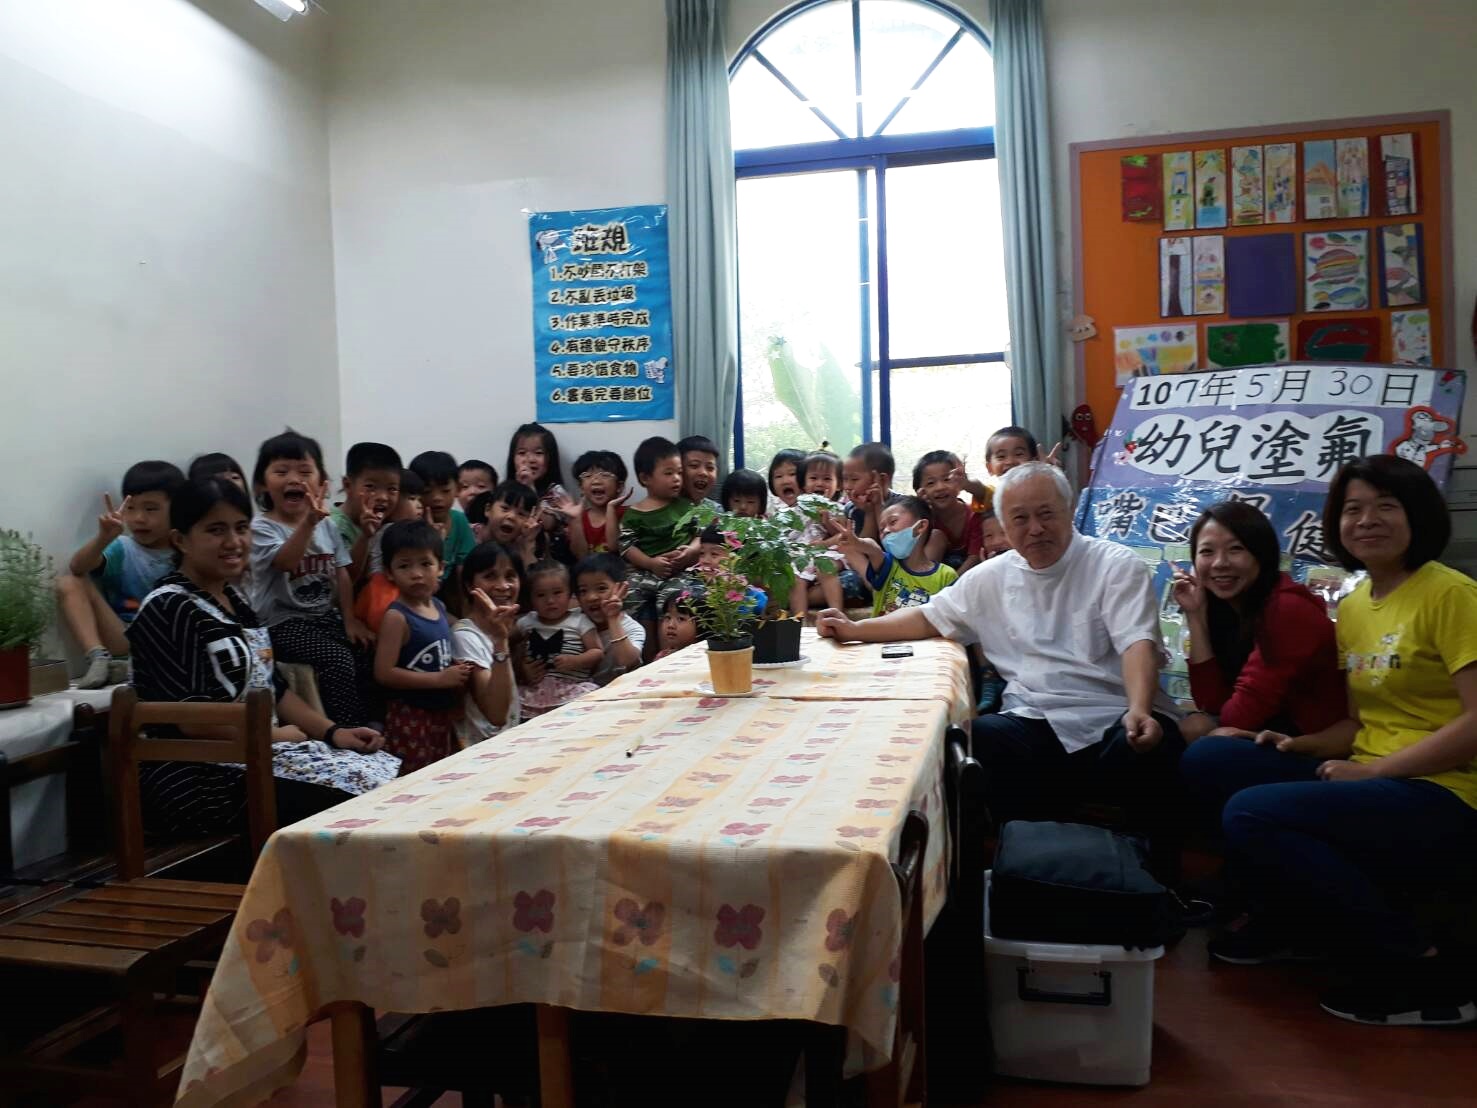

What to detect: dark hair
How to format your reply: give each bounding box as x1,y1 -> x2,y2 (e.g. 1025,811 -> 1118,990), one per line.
459,458 -> 497,484
802,450 -> 842,488
488,480 -> 539,514
187,452 -> 243,484
911,449 -> 961,491
122,459 -> 186,500
988,425 -> 1041,458
527,559 -> 570,589
380,519 -> 443,567
676,435 -> 719,461
720,469 -> 768,513
460,540 -> 527,604
767,449 -> 807,494
848,442 -> 896,478
345,442 -> 403,479
574,551 -> 628,586
171,476 -> 252,536
572,449 -> 628,486
399,468 -> 425,497
699,521 -> 726,545
409,450 -> 459,487
506,422 -> 563,495
634,436 -> 680,479
1189,502 -> 1283,685
889,495 -> 933,527
465,490 -> 494,526
252,429 -> 325,510
662,588 -> 700,619
1323,455 -> 1449,572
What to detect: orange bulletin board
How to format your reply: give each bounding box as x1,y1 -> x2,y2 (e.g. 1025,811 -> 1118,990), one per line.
1070,112 -> 1452,434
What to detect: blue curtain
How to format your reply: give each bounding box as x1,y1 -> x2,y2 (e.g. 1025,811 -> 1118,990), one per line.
666,0 -> 738,463
992,0 -> 1062,449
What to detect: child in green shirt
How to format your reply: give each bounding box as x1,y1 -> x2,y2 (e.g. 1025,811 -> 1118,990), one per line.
619,437 -> 698,626
829,495 -> 956,617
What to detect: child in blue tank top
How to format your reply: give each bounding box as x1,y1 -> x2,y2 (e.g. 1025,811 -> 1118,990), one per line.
373,520 -> 473,774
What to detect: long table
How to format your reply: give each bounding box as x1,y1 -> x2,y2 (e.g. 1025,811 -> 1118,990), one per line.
175,636 -> 971,1107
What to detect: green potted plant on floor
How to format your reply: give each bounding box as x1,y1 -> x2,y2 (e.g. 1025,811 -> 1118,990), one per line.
0,530 -> 55,709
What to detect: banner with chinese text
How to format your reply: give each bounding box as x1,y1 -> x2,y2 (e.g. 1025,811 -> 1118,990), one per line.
529,205 -> 674,424
1076,364 -> 1467,700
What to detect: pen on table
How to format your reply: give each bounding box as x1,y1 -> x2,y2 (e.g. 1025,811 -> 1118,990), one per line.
625,735 -> 642,758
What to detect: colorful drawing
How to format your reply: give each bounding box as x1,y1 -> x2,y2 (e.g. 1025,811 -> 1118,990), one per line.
1121,153 -> 1162,221
1391,309 -> 1432,366
1162,151 -> 1193,231
1378,221 -> 1425,307
1335,137 -> 1369,218
1192,236 -> 1225,315
1205,321 -> 1289,368
1295,317 -> 1380,362
1113,325 -> 1198,384
1303,140 -> 1337,220
1380,133 -> 1418,215
1230,146 -> 1264,226
1159,236 -> 1193,317
1264,143 -> 1296,223
1194,149 -> 1227,228
1226,234 -> 1297,317
1303,229 -> 1369,312
1390,406 -> 1465,469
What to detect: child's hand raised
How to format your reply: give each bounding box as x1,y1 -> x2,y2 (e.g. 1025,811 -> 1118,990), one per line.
360,505 -> 385,537
601,581 -> 629,625
306,490 -> 331,525
611,486 -> 635,510
824,515 -> 861,553
1036,441 -> 1064,468
422,505 -> 449,539
97,493 -> 127,542
547,487 -> 582,521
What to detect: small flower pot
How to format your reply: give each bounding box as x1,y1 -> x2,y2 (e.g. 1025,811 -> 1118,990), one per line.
706,636 -> 754,695
752,617 -> 803,665
0,645 -> 31,710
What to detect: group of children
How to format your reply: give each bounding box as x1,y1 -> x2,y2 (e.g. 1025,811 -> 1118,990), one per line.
59,419 -> 1051,776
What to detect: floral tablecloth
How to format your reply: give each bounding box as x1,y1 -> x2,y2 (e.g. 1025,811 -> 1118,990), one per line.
586,628 -> 974,722
176,690 -> 953,1106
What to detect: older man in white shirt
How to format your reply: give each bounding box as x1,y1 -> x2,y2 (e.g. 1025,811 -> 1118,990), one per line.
818,461 -> 1196,877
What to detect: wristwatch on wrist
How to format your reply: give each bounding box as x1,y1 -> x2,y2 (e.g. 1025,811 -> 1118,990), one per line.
322,723 -> 342,746
491,648 -> 511,665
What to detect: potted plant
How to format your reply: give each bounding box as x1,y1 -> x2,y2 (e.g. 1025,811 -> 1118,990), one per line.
691,495 -> 843,664
0,530 -> 55,709
686,557 -> 766,695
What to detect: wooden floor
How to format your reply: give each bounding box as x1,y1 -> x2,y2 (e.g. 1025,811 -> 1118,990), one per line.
263,928 -> 1476,1107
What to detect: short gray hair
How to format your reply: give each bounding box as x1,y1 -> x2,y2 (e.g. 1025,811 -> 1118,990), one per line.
996,461 -> 1072,512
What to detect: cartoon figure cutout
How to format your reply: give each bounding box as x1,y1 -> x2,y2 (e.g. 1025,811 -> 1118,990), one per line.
1390,407 -> 1466,469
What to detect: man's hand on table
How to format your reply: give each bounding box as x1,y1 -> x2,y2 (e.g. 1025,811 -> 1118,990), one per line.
815,608 -> 863,643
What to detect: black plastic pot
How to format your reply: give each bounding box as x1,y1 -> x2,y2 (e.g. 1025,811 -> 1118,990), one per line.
751,618 -> 802,664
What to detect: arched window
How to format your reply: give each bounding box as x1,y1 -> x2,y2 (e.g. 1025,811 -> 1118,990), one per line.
730,0 -> 1009,472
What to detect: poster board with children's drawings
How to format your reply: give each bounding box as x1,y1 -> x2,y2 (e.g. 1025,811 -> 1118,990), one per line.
528,205 -> 675,424
1074,364 -> 1467,701
1071,112 -> 1450,438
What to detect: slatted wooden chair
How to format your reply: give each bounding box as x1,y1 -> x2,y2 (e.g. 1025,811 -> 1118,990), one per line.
0,687 -> 275,1107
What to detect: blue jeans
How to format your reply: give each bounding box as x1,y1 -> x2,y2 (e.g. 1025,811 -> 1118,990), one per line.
1181,736 -> 1477,956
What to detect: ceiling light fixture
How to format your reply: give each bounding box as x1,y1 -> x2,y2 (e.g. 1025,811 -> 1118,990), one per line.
253,0 -> 307,21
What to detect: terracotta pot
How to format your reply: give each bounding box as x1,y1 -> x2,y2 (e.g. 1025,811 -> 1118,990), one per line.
706,638 -> 754,696
0,645 -> 31,709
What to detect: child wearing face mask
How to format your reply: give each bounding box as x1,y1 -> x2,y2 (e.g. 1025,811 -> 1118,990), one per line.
827,496 -> 956,617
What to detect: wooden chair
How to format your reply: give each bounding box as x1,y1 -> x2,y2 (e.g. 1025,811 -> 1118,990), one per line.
0,687 -> 275,1107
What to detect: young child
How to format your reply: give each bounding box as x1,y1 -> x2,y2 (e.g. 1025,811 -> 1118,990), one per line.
958,425 -> 1062,511
515,561 -> 602,716
355,468 -> 429,634
553,450 -> 629,558
720,469 -> 768,518
979,510 -> 1010,559
373,520 -> 472,774
187,453 -> 247,493
332,442 -> 403,589
829,496 -> 956,617
451,541 -> 525,743
475,481 -> 542,566
913,450 -> 983,574
249,429 -> 373,726
844,443 -> 903,539
507,422 -> 572,562
802,449 -> 843,502
655,590 -> 702,659
677,435 -> 720,504
767,448 -> 807,512
619,437 -> 698,623
575,553 -> 645,684
457,459 -> 497,513
409,451 -> 478,598
789,450 -> 846,618
59,460 -> 185,688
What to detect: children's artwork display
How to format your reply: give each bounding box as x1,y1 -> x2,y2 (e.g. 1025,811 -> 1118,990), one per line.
1378,221 -> 1425,307
1162,151 -> 1193,231
1192,235 -> 1225,315
1302,139 -> 1337,220
1263,142 -> 1296,223
528,205 -> 675,423
1113,325 -> 1197,384
1303,229 -> 1369,312
1121,153 -> 1162,221
1295,317 -> 1380,362
1391,309 -> 1432,366
1335,137 -> 1370,218
1159,236 -> 1193,317
1230,145 -> 1264,226
1205,321 -> 1289,368
1193,149 -> 1227,228
1380,133 -> 1418,215
1226,233 -> 1297,317
1076,364 -> 1467,701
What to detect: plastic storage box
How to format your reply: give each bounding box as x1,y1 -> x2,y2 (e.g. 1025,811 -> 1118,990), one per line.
983,872 -> 1164,1086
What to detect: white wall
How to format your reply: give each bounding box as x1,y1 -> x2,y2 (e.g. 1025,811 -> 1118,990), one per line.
0,0 -> 340,614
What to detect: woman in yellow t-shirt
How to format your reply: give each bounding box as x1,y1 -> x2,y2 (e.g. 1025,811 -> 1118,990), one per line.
1214,456 -> 1477,1028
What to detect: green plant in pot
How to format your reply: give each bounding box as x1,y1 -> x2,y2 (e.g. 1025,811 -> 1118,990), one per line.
690,496 -> 843,664
686,556 -> 765,695
0,530 -> 55,709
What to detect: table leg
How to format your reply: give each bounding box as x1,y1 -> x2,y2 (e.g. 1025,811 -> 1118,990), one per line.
329,1001 -> 378,1108
536,1003 -> 575,1108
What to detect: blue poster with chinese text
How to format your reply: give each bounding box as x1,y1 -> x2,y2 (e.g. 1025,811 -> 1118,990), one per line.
529,206 -> 674,424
